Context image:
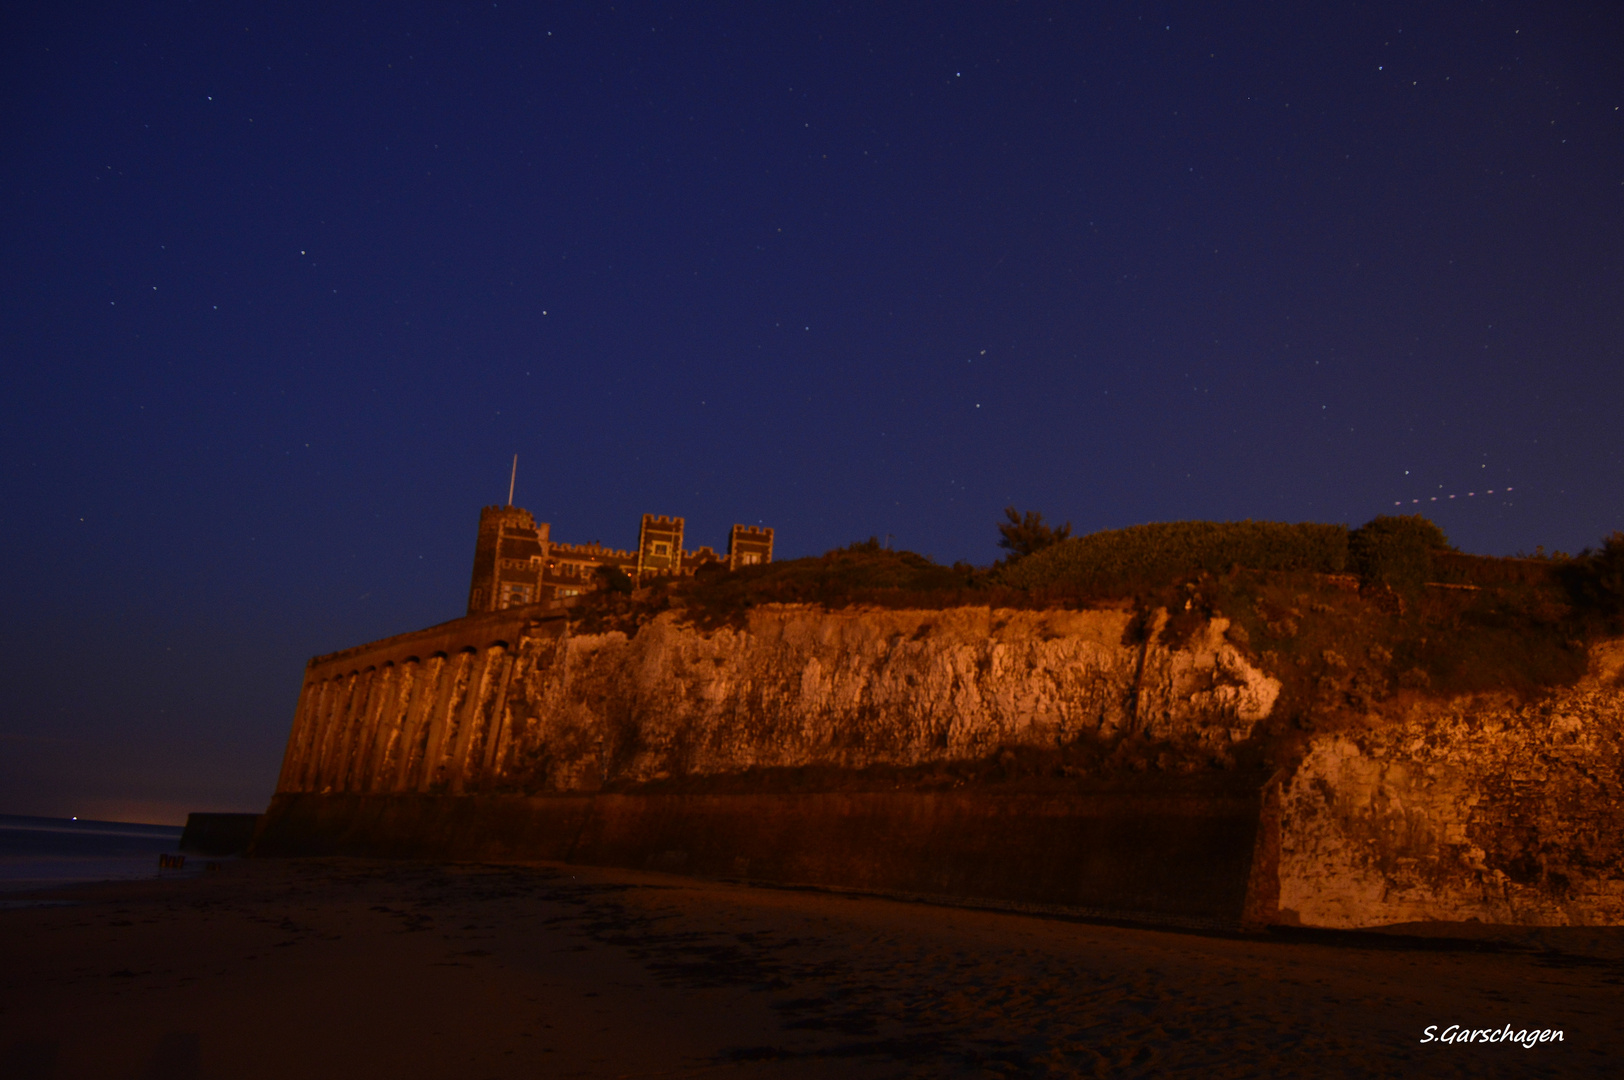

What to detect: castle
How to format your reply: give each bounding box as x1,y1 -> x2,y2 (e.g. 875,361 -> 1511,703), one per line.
466,505 -> 774,614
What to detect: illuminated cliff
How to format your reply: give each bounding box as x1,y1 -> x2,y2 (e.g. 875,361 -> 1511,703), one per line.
262,598 -> 1624,929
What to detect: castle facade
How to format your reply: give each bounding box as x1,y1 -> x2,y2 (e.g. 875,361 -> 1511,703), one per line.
467,505 -> 773,614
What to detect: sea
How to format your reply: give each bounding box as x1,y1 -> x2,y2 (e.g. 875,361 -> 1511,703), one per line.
0,814 -> 187,895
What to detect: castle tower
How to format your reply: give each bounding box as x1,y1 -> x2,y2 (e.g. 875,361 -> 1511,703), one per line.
636,514 -> 684,578
467,505 -> 551,614
727,524 -> 774,569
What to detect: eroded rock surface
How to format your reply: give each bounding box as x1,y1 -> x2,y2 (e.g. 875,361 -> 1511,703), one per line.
507,606 -> 1280,789
274,603 -> 1624,927
1278,654 -> 1624,927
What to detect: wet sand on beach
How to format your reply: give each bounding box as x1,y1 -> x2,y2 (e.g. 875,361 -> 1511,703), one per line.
1,858 -> 1620,1079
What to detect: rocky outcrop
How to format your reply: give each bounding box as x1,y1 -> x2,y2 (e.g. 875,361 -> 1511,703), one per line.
506,606 -> 1277,790
1277,640 -> 1624,927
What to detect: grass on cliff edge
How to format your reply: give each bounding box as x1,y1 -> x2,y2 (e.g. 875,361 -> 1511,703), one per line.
568,521 -> 1621,705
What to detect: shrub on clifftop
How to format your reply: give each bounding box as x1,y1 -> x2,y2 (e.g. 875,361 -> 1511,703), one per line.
1348,515 -> 1452,591
999,519 -> 1350,594
1561,532 -> 1624,631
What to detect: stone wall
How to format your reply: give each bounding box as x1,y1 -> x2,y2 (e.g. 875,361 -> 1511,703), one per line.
257,786 -> 1269,926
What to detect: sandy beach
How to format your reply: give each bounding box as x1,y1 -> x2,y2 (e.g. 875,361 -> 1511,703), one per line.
2,857 -> 1619,1079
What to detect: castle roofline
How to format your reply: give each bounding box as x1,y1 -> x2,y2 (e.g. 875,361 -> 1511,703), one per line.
550,541 -> 635,560
478,504 -> 539,523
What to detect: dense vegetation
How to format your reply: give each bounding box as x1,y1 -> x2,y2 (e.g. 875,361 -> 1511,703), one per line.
999,519 -> 1350,592
1561,532 -> 1624,634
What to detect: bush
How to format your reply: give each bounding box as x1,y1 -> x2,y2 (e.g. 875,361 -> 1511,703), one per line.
1560,532 -> 1624,631
1348,515 -> 1451,590
1000,520 -> 1349,593
597,565 -> 635,594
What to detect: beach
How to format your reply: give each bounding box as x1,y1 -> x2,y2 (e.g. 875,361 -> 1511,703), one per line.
2,857 -> 1619,1079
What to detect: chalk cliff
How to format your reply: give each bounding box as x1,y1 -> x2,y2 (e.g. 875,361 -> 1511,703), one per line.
507,606 -> 1278,788
1277,639 -> 1624,928
264,603 -> 1624,929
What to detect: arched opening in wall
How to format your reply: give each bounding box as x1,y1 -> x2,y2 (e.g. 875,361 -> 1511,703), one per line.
312,670 -> 364,792
287,675 -> 339,792
347,661 -> 398,793
334,666 -> 380,792
475,641 -> 525,784
445,645 -> 511,794
452,643 -> 515,793
370,656 -> 421,790
396,652 -> 449,792
426,648 -> 480,792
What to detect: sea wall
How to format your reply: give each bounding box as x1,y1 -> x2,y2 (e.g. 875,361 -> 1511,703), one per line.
261,604 -> 1624,928
178,813 -> 261,856
257,784 -> 1269,925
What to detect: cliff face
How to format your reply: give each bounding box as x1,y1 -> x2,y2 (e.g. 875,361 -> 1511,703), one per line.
1277,640 -> 1624,927
270,603 -> 1624,928
510,606 -> 1277,791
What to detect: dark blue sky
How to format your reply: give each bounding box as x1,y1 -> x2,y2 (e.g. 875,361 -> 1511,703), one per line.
3,2 -> 1621,822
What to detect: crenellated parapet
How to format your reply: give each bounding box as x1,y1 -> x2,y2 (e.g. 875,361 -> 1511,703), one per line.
467,506 -> 552,614
636,514 -> 684,577
550,541 -> 636,561
728,524 -> 774,570
466,505 -> 774,611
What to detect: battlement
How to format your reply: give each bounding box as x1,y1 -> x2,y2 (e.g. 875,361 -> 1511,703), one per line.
550,541 -> 635,561
727,523 -> 774,570
477,504 -> 539,531
637,514 -> 685,577
467,505 -> 774,613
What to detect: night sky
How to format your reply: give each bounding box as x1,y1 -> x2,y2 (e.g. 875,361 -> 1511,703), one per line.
3,3 -> 1621,823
